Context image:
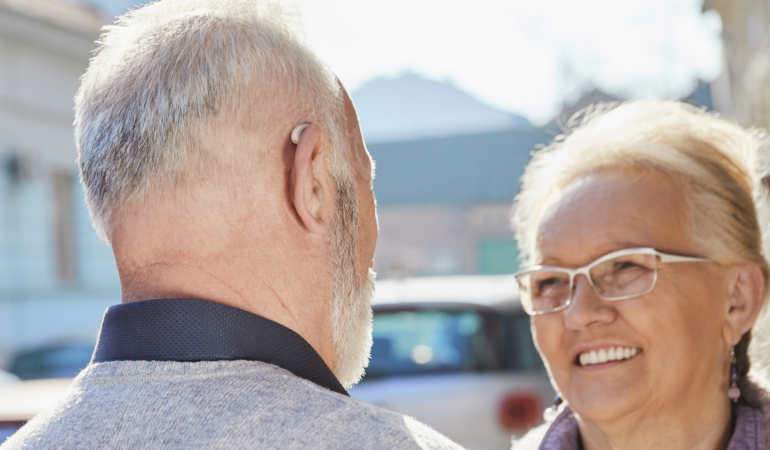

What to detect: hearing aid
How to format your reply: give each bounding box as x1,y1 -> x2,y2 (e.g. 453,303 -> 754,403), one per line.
291,124 -> 310,144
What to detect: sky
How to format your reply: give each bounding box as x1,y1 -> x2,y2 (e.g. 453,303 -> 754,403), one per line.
86,0 -> 723,126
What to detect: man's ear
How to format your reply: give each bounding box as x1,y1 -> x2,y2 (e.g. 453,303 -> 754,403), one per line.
722,263 -> 765,346
290,124 -> 333,234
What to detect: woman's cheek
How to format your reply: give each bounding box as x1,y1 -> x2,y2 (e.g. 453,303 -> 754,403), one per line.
532,316 -> 565,374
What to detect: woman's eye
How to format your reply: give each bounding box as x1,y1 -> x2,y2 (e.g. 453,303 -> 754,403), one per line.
614,261 -> 641,272
537,277 -> 568,290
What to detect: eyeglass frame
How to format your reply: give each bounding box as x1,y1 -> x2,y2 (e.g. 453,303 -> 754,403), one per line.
514,247 -> 711,315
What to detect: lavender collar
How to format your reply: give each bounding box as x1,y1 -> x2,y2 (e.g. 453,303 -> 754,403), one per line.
538,404 -> 763,450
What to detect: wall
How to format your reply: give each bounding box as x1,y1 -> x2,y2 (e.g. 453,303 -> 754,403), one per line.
0,1 -> 115,360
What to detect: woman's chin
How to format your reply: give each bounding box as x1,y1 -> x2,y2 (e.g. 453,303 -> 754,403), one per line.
563,357 -> 647,422
571,391 -> 640,423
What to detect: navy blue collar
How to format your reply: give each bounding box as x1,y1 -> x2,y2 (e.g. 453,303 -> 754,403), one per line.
92,298 -> 348,396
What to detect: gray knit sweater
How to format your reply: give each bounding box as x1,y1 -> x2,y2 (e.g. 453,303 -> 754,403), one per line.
1,360 -> 465,449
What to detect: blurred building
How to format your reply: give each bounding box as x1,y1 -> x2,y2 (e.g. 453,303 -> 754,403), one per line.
352,74 -> 552,279
0,0 -> 114,359
368,130 -> 551,279
355,74 -> 713,280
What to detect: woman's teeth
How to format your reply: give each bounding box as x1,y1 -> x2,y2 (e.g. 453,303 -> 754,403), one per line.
579,347 -> 640,366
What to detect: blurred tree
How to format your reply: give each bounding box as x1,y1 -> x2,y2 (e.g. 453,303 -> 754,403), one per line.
706,0 -> 770,130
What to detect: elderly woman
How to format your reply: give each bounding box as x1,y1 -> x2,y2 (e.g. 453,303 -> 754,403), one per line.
511,101 -> 770,450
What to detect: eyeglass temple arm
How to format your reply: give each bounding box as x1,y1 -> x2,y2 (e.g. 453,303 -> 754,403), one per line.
657,252 -> 710,263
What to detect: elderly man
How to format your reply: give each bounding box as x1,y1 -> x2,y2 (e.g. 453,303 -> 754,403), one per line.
1,1 -> 463,449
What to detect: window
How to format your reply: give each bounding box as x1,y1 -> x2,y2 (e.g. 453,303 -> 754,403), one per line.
477,238 -> 519,275
51,171 -> 75,281
363,309 -> 543,381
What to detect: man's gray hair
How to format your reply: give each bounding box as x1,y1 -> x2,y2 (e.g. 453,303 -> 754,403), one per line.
75,0 -> 352,242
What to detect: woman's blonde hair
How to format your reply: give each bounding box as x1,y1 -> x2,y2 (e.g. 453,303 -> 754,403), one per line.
511,100 -> 770,375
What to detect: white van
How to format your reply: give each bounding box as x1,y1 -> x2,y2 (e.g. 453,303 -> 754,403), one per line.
349,275 -> 555,450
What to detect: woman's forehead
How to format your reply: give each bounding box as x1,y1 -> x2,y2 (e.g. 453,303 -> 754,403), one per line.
535,168 -> 693,266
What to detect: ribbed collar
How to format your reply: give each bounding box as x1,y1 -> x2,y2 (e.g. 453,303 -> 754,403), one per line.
536,403 -> 763,450
91,298 -> 348,396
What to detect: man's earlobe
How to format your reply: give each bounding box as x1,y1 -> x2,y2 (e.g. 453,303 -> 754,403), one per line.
723,263 -> 764,346
290,124 -> 330,234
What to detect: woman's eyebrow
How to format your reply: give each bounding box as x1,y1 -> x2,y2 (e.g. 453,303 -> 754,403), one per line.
536,241 -> 649,267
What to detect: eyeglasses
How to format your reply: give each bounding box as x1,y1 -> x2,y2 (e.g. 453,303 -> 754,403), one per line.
514,248 -> 710,315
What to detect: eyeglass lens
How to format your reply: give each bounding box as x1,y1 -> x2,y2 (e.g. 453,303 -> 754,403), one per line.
518,252 -> 657,314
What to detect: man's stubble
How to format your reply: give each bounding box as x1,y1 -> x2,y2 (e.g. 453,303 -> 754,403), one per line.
329,178 -> 375,389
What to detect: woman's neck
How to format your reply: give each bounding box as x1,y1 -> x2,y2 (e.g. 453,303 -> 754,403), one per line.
575,396 -> 734,450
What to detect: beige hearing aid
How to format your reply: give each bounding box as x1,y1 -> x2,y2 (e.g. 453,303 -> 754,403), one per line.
291,124 -> 310,144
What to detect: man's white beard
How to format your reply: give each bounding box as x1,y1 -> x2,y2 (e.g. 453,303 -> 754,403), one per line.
330,268 -> 375,389
328,179 -> 375,389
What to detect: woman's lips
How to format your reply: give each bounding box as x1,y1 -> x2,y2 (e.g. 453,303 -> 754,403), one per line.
577,346 -> 641,366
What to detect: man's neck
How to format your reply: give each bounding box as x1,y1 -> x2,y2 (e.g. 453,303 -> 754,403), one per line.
108,193 -> 340,378
117,258 -> 338,375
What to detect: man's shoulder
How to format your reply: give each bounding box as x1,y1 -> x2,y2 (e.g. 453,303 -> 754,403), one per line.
2,360 -> 464,450
392,415 -> 467,450
325,393 -> 465,450
243,361 -> 465,449
512,406 -> 578,450
511,422 -> 549,450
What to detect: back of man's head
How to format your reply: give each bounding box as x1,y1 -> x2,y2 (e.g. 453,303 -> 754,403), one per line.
74,0 -> 377,389
76,0 -> 352,241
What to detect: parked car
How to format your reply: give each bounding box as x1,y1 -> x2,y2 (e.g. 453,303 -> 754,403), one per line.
350,275 -> 554,450
8,342 -> 94,381
0,369 -> 18,385
0,342 -> 93,441
0,378 -> 73,442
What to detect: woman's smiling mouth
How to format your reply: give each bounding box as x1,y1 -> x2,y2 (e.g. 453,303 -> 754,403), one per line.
578,347 -> 641,366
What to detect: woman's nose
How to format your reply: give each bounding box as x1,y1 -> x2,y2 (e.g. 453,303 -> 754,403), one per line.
564,274 -> 618,330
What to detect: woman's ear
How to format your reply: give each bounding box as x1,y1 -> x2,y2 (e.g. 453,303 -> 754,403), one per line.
289,124 -> 333,235
722,263 -> 765,346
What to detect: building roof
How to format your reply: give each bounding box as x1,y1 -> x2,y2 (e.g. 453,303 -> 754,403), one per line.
545,83 -> 714,132
367,83 -> 714,208
352,73 -> 530,144
368,128 -> 554,206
